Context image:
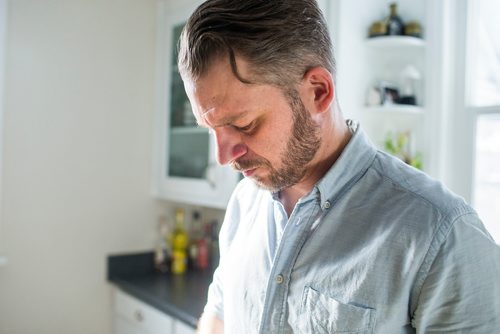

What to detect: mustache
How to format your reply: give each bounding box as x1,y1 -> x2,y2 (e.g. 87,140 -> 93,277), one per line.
231,157 -> 268,172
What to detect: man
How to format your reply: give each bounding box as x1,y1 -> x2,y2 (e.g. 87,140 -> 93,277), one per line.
178,0 -> 500,333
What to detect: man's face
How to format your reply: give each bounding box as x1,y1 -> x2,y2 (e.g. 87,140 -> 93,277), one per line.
184,57 -> 321,192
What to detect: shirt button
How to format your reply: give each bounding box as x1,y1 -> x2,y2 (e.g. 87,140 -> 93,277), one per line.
322,200 -> 331,209
276,274 -> 284,284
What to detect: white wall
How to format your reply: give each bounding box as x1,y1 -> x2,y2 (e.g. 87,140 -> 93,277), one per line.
0,0 -> 164,333
0,0 -> 7,265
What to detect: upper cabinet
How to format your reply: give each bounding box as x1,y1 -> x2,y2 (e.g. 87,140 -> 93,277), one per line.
153,1 -> 239,209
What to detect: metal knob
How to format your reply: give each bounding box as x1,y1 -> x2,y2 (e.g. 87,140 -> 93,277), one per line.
134,310 -> 144,322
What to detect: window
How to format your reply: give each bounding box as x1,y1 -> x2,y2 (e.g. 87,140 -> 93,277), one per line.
473,115 -> 500,242
465,0 -> 500,243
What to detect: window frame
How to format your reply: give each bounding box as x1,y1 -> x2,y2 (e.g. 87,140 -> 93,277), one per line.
462,0 -> 500,204
451,0 -> 500,242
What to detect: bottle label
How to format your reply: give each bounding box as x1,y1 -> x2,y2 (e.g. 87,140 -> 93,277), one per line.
172,250 -> 187,274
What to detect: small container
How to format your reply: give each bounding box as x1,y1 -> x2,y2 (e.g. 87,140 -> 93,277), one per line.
369,21 -> 387,37
404,21 -> 422,38
366,87 -> 382,106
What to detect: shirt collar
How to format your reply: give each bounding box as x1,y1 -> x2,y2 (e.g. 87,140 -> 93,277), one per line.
271,122 -> 377,209
314,122 -> 377,209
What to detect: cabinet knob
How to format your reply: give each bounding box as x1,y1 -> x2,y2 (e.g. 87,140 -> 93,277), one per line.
134,310 -> 144,322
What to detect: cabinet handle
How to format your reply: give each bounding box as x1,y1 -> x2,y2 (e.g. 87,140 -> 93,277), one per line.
134,310 -> 144,323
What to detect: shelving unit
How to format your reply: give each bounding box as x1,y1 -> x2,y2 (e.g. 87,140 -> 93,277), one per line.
332,0 -> 444,176
361,32 -> 426,169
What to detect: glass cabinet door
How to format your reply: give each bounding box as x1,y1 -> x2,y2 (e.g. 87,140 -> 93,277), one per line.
167,23 -> 210,180
154,3 -> 239,209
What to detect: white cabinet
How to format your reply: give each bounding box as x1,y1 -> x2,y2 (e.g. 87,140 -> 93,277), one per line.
153,1 -> 239,209
114,317 -> 144,334
174,321 -> 196,334
112,288 -> 196,334
113,288 -> 174,334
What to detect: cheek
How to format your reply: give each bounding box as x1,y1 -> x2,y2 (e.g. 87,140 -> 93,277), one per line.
246,119 -> 292,160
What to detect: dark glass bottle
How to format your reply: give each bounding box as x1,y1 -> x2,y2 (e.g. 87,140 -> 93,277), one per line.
386,3 -> 404,36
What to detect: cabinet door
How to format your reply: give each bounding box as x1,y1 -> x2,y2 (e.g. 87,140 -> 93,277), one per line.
114,316 -> 143,334
174,320 -> 197,334
154,1 -> 240,209
113,288 -> 174,334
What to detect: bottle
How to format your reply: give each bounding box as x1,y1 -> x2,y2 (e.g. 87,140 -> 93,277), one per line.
386,3 -> 404,36
188,211 -> 202,269
171,208 -> 189,274
196,237 -> 209,270
209,220 -> 220,269
154,216 -> 171,273
154,240 -> 168,273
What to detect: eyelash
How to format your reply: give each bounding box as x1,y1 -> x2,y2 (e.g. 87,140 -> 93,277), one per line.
235,122 -> 254,133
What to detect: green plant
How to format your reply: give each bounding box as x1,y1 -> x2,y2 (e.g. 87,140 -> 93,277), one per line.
384,131 -> 423,170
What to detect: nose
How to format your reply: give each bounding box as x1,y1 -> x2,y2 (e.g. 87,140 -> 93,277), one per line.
213,127 -> 247,165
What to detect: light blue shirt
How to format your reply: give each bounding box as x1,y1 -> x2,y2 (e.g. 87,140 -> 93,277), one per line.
204,125 -> 500,333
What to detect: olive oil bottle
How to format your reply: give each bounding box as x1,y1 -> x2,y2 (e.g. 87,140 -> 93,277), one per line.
171,208 -> 189,274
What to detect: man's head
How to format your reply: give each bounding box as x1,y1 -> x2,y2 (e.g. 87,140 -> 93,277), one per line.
179,0 -> 340,192
178,0 -> 335,90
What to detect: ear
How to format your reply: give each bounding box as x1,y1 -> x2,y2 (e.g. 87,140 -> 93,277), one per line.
300,67 -> 335,115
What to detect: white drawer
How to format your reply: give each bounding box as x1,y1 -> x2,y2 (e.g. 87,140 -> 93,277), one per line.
113,288 -> 174,334
174,320 -> 196,334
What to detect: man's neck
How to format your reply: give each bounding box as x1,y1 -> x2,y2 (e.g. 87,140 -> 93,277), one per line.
279,118 -> 353,217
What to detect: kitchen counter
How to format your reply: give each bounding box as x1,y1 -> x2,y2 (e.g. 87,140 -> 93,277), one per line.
107,251 -> 214,328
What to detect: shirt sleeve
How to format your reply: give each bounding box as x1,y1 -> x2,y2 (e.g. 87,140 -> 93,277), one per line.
412,212 -> 500,332
202,179 -> 248,321
203,265 -> 225,321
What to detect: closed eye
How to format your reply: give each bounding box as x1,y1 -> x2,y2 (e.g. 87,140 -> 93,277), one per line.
234,122 -> 255,133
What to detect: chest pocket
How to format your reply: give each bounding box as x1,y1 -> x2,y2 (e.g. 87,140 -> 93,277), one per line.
296,286 -> 375,333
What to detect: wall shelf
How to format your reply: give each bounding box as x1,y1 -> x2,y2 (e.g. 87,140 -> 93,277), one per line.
365,105 -> 424,114
366,36 -> 425,49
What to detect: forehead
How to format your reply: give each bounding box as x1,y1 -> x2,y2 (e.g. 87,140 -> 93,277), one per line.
185,57 -> 278,127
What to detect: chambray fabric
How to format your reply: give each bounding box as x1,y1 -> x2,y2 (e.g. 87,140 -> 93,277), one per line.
204,125 -> 500,333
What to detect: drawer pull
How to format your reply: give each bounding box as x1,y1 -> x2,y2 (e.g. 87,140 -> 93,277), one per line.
134,310 -> 144,322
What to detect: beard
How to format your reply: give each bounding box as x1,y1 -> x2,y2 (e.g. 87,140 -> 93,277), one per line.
231,89 -> 321,192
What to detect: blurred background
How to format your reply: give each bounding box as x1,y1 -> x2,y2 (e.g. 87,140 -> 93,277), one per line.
0,0 -> 498,333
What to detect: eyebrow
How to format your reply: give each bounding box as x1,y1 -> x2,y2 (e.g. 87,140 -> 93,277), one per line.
198,109 -> 251,128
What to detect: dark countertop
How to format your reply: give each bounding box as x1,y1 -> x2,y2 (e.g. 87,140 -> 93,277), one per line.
107,251 -> 214,329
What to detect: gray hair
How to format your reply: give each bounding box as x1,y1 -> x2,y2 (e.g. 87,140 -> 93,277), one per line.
178,0 -> 335,89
